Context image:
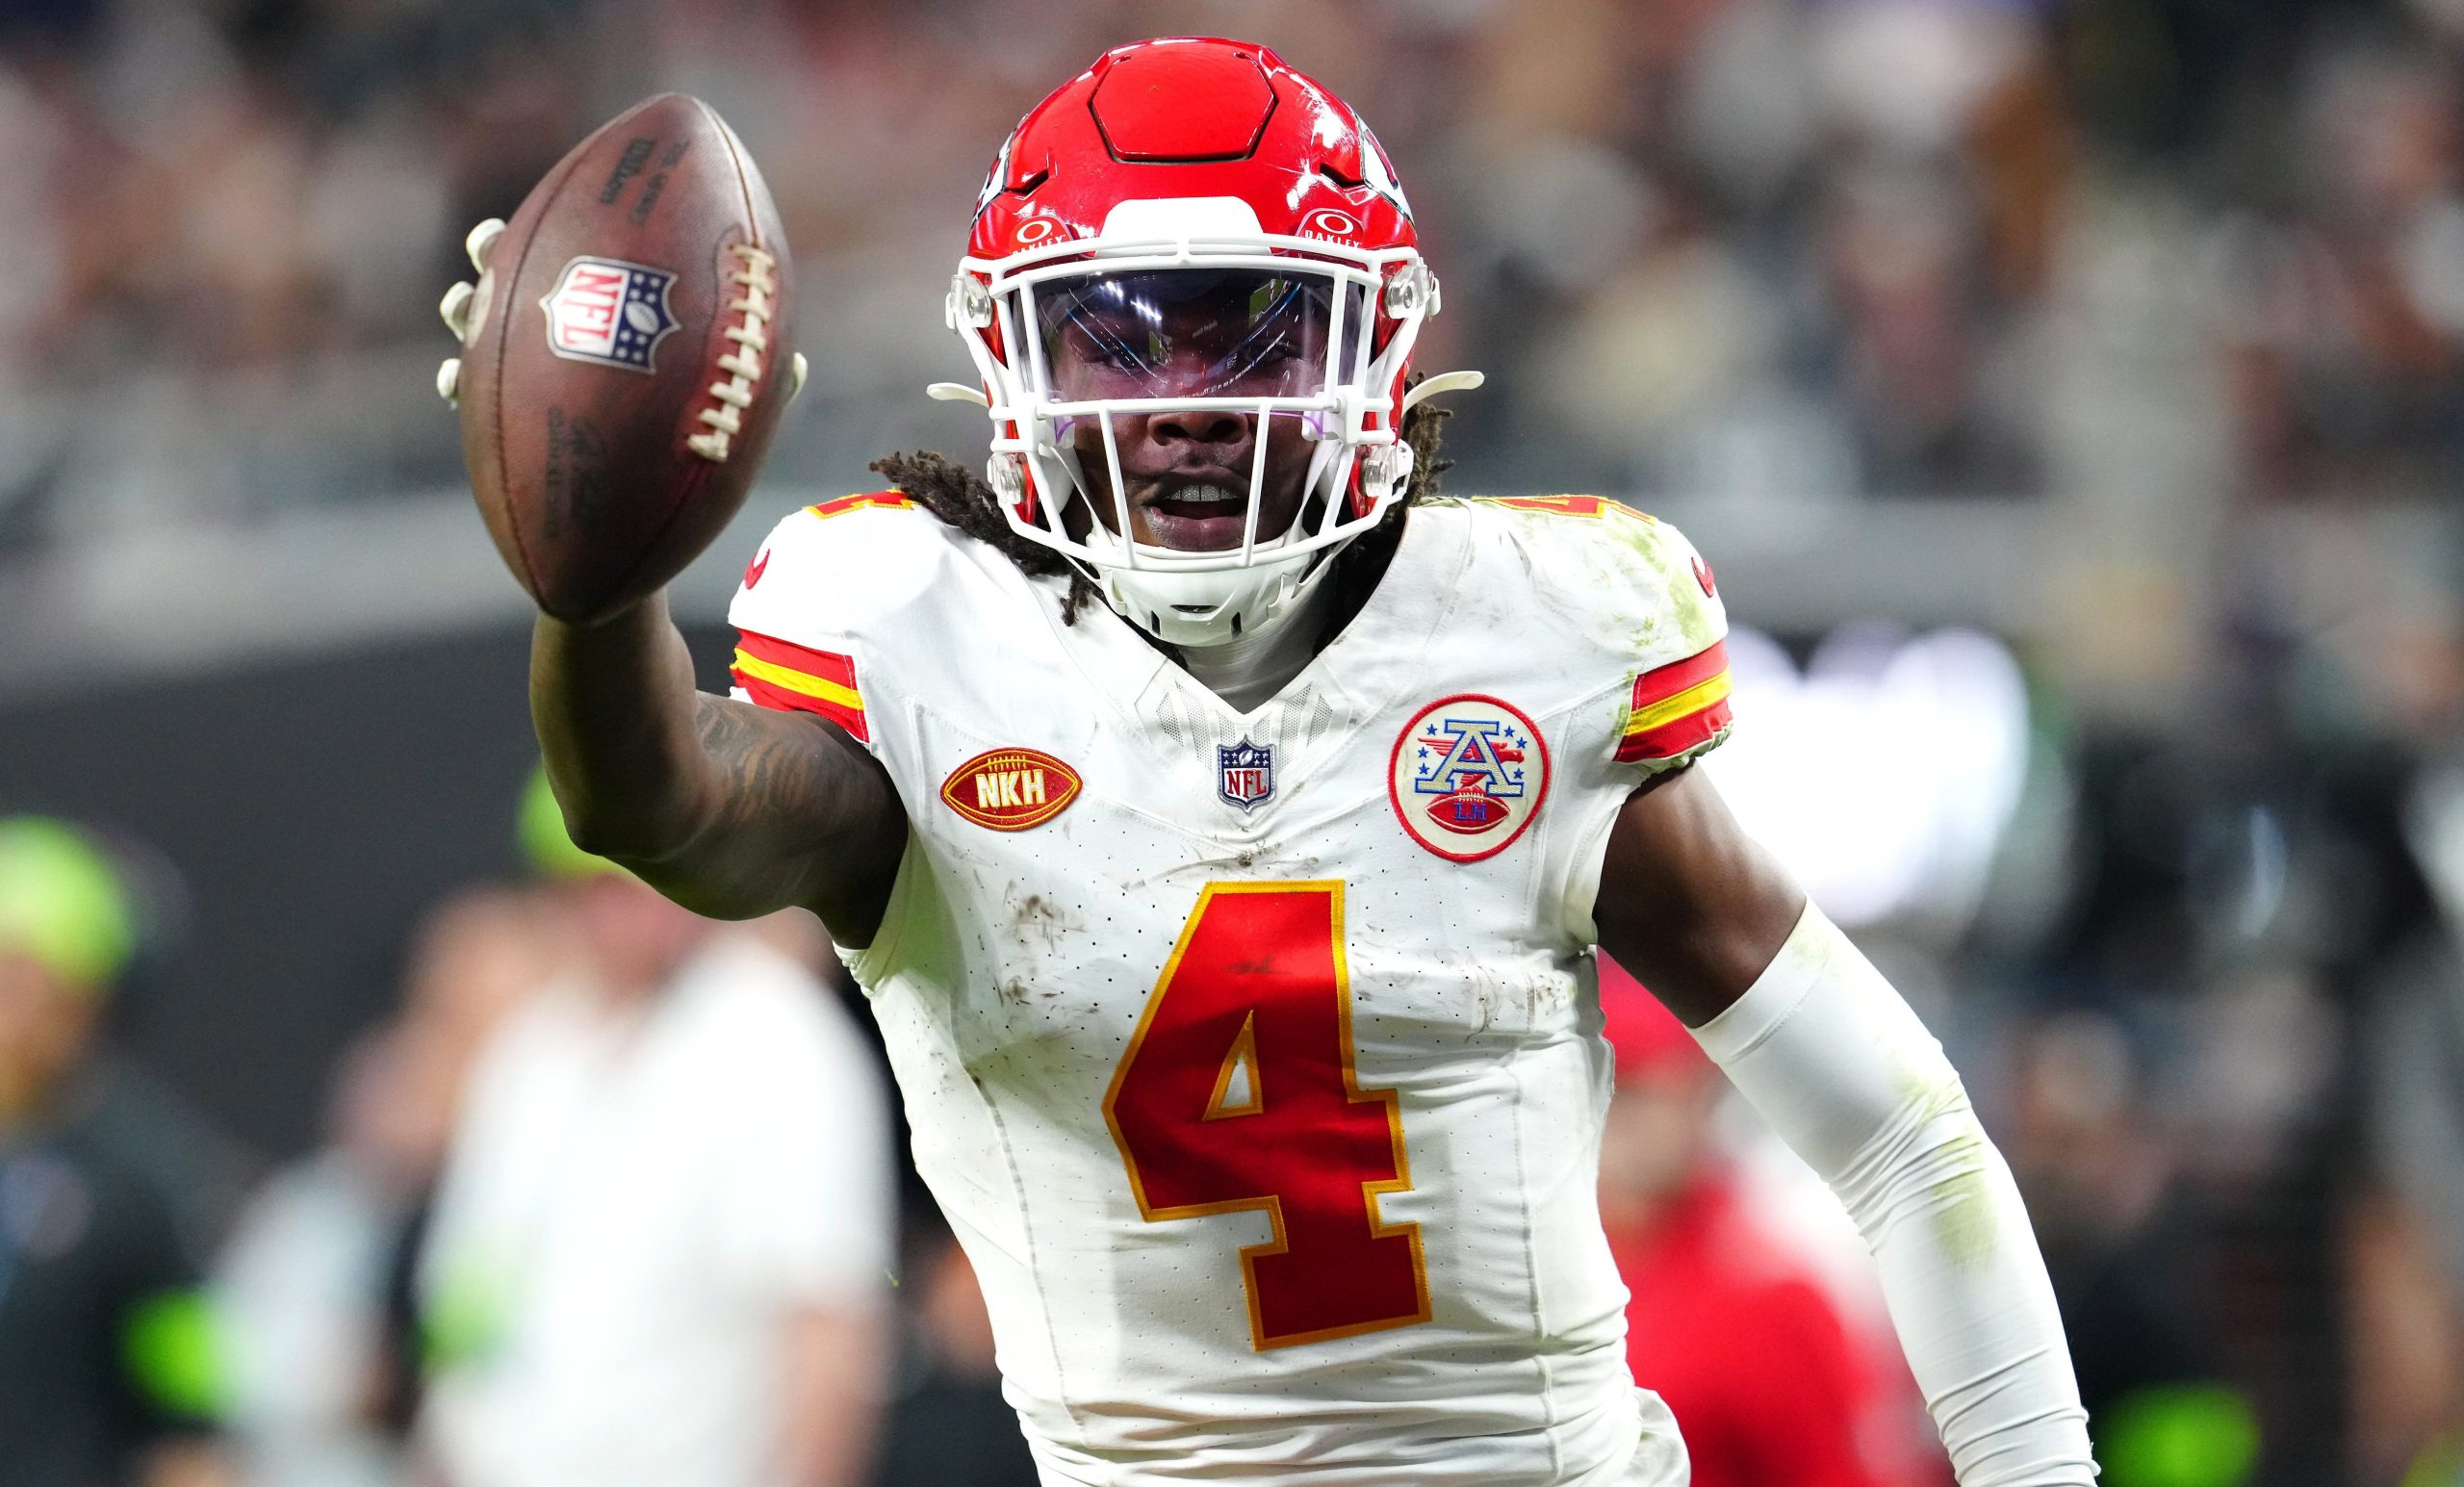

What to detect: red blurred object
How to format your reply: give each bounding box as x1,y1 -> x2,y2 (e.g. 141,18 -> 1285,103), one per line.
1611,1175 -> 1895,1487
1596,950 -> 1935,1486
1595,951 -> 1714,1083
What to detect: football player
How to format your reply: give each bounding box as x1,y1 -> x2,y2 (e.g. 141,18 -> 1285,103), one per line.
500,38 -> 2096,1487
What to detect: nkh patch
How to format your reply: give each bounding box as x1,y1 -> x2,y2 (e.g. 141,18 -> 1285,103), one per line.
1217,739 -> 1274,810
1389,695 -> 1551,862
540,256 -> 679,372
940,747 -> 1082,832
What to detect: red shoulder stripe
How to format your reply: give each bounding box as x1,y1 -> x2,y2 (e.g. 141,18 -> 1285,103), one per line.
735,631 -> 858,691
1630,639 -> 1728,710
1491,495 -> 1607,517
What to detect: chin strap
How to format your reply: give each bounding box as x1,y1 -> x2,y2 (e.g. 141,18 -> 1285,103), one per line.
1101,543 -> 1330,648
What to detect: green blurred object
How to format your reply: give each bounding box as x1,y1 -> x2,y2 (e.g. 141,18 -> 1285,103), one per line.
423,1255 -> 514,1373
2401,1434 -> 2463,1487
0,816 -> 136,992
2100,1382 -> 2261,1487
520,766 -> 625,880
121,1289 -> 227,1421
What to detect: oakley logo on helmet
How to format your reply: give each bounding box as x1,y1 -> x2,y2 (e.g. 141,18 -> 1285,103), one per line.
1302,209 -> 1360,242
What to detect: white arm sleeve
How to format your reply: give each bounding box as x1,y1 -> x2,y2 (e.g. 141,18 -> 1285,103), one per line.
1688,903 -> 2099,1487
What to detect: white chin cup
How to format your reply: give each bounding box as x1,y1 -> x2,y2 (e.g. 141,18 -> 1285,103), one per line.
1099,548 -> 1325,647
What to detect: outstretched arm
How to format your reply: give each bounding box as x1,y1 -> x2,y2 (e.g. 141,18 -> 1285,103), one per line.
530,593 -> 906,943
1597,765 -> 2098,1487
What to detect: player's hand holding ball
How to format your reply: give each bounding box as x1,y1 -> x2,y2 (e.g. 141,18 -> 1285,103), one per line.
437,93 -> 806,625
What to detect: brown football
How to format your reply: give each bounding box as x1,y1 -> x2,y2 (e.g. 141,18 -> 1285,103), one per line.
448,93 -> 795,623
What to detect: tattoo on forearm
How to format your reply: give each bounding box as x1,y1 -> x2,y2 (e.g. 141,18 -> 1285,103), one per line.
685,692 -> 904,933
690,693 -> 886,848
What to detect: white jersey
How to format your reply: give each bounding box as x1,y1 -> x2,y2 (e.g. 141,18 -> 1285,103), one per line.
729,491 -> 1733,1485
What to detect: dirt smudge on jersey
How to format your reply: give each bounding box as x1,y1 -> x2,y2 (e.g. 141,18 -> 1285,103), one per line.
1003,886 -> 1084,964
1427,962 -> 1573,1042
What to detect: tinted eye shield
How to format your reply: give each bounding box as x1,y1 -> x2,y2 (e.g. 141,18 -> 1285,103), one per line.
950,232 -> 1435,578
1014,266 -> 1367,566
1037,270 -> 1335,403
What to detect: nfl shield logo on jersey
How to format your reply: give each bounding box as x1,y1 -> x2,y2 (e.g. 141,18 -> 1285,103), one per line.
1217,739 -> 1274,810
540,256 -> 680,372
1389,696 -> 1551,862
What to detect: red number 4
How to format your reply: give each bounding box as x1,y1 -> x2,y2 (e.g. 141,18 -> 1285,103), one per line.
1103,882 -> 1431,1349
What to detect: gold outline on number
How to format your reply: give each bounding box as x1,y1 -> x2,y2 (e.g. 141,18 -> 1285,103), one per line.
1201,1010 -> 1265,1121
1100,880 -> 1433,1351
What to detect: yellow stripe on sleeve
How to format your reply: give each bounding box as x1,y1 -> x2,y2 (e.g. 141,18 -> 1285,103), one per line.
1624,670 -> 1732,737
730,649 -> 865,713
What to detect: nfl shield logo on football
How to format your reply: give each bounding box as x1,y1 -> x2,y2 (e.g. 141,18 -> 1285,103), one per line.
1217,739 -> 1274,811
1388,695 -> 1551,863
540,256 -> 680,373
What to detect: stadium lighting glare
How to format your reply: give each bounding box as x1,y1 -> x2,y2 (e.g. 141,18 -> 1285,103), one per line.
1705,624 -> 2033,930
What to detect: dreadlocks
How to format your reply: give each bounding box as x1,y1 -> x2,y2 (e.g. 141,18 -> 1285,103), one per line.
865,447 -> 1105,619
867,391 -> 1456,633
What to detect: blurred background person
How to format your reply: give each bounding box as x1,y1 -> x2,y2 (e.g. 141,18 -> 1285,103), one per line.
413,772 -> 894,1487
211,1030 -> 414,1487
2003,1011 -> 2260,1487
2345,761 -> 2464,1487
0,816 -> 241,1487
213,884 -> 569,1487
1595,950 -> 1935,1487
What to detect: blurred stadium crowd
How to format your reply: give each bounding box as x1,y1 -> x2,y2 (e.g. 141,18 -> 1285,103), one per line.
6,0 -> 2464,520
4,0 -> 2464,1485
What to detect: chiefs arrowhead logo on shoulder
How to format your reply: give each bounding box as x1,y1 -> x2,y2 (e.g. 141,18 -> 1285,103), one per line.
1693,555 -> 1717,598
743,549 -> 770,589
941,747 -> 1082,831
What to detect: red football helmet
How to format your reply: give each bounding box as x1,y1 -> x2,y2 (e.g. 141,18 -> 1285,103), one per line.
945,38 -> 1450,644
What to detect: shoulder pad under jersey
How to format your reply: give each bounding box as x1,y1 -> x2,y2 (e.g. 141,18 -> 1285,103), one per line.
725,490 -> 954,746
1460,495 -> 1733,771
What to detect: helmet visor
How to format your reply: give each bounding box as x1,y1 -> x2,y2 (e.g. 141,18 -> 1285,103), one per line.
1033,268 -> 1347,402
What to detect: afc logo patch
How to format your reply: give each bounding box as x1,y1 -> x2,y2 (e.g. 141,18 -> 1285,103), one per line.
540,256 -> 679,372
1389,695 -> 1551,862
1217,739 -> 1274,810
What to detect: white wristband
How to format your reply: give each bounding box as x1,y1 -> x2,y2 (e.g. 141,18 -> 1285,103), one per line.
1690,903 -> 2100,1487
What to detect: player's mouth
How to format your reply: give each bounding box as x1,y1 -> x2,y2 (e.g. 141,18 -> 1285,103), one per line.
1135,480 -> 1251,551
